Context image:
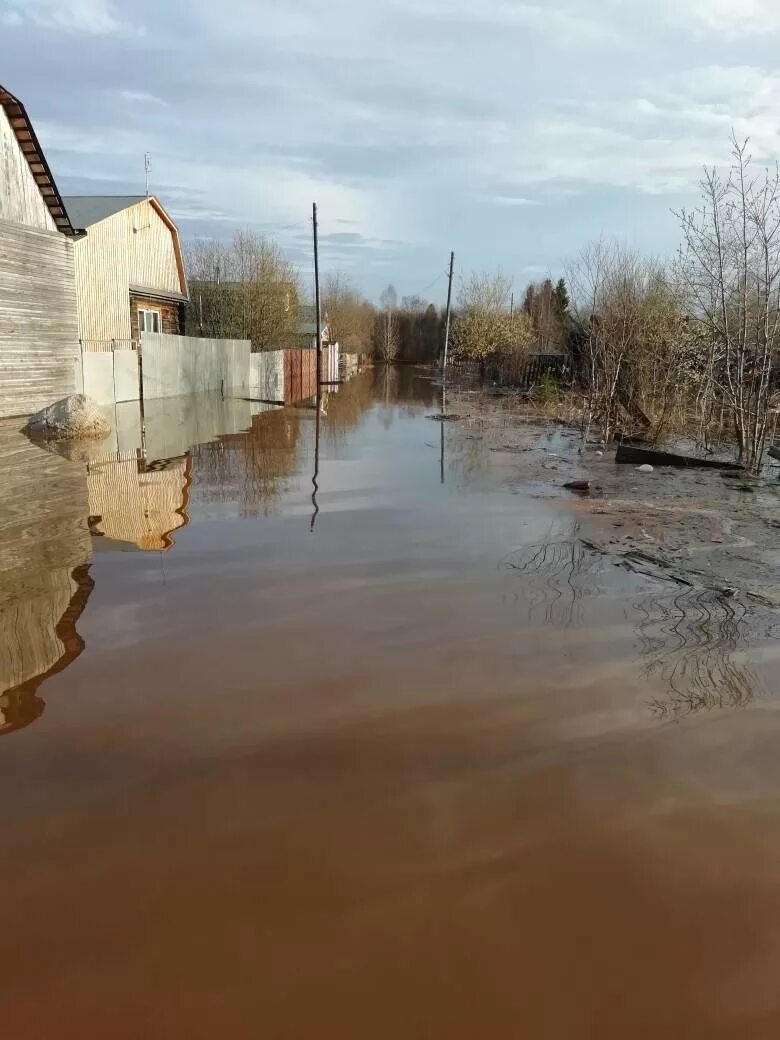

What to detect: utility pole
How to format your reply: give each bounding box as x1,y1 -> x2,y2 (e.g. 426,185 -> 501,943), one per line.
510,291 -> 514,320
440,251 -> 455,470
313,202 -> 323,387
144,152 -> 151,197
442,250 -> 455,374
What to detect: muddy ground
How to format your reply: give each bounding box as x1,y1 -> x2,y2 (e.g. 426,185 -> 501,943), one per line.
439,382 -> 780,636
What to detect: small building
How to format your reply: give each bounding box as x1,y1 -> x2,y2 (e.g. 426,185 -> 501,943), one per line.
63,195 -> 188,348
296,304 -> 332,350
0,85 -> 81,417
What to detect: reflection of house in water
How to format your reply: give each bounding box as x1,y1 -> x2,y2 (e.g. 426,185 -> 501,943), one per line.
0,423 -> 93,736
0,566 -> 93,736
87,454 -> 192,551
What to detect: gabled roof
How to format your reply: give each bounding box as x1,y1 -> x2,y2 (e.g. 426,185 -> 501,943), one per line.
63,194 -> 189,299
63,195 -> 145,228
0,85 -> 79,236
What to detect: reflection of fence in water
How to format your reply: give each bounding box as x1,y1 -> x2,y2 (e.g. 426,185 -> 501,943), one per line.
192,407 -> 306,518
634,586 -> 761,720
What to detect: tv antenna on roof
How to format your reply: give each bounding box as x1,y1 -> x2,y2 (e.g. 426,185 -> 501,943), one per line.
144,152 -> 151,197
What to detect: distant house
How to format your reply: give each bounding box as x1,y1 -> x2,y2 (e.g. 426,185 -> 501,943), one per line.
63,195 -> 188,347
296,304 -> 332,348
0,85 -> 81,417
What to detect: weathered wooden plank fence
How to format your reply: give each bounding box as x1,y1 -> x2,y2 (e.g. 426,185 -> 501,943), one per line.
0,220 -> 79,417
448,352 -> 569,388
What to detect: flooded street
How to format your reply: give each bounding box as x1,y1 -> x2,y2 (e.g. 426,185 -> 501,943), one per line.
1,369 -> 779,1038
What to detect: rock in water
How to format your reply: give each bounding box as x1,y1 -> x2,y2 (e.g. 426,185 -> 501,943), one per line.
637,464 -> 654,473
26,395 -> 111,440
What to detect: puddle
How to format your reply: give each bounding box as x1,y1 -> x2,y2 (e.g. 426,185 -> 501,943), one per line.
0,369 -> 779,1038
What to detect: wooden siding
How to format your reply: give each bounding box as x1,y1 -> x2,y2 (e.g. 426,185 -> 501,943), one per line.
0,218 -> 79,417
0,106 -> 56,232
126,200 -> 183,292
72,212 -> 132,341
72,198 -> 185,342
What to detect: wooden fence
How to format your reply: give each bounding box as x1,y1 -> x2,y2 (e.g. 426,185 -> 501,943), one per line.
449,353 -> 569,388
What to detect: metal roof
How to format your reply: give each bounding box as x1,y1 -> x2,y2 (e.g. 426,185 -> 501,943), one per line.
0,85 -> 79,236
62,195 -> 146,228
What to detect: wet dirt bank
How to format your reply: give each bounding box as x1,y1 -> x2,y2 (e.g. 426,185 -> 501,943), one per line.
0,370 -> 779,1038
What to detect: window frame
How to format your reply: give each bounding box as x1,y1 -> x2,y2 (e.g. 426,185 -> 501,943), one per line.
138,307 -> 162,335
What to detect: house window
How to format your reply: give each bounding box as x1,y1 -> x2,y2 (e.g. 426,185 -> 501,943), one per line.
139,308 -> 162,334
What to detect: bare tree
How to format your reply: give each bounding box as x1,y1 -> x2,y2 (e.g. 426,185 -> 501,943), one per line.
676,134 -> 780,471
322,273 -> 375,353
451,270 -> 533,376
183,239 -> 234,338
567,242 -> 693,443
374,284 -> 400,363
184,231 -> 301,351
523,278 -> 565,350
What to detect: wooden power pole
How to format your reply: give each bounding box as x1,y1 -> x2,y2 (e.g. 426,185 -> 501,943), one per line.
313,202 -> 323,387
442,250 -> 455,374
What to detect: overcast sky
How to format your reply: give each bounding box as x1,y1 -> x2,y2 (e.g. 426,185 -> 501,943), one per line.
3,0 -> 780,302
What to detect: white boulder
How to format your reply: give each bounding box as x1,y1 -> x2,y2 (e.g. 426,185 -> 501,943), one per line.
637,463 -> 654,473
26,395 -> 112,440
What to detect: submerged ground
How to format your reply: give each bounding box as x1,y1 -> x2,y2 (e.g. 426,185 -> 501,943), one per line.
0,368 -> 779,1038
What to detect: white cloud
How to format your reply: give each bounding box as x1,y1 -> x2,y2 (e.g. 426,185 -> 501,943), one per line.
119,90 -> 167,106
679,0 -> 780,37
13,0 -> 780,293
411,0 -> 620,45
491,195 -> 542,207
36,118 -> 400,244
2,0 -> 128,35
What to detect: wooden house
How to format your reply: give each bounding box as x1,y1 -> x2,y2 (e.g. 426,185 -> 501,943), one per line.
63,195 -> 188,348
0,85 -> 81,417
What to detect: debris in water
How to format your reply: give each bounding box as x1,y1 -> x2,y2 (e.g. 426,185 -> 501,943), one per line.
616,443 -> 742,470
563,480 -> 591,493
638,464 -> 654,473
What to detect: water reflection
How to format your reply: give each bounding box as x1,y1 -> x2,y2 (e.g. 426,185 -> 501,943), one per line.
192,406 -> 305,518
501,523 -> 601,628
88,454 -> 192,550
636,587 -> 762,720
1,375 -> 376,738
0,422 -> 94,737
311,389 -> 322,532
0,565 -> 94,736
3,370 -> 769,742
501,526 -> 766,716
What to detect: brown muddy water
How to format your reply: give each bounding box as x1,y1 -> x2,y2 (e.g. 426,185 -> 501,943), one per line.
1,369 -> 779,1038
